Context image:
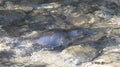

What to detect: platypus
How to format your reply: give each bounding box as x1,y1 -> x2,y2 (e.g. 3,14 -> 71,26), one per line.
35,28 -> 99,50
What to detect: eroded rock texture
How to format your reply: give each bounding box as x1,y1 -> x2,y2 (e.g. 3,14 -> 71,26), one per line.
0,0 -> 120,67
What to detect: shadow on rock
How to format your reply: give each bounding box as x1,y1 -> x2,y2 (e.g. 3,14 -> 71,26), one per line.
0,50 -> 15,66
0,51 -> 14,59
90,36 -> 119,60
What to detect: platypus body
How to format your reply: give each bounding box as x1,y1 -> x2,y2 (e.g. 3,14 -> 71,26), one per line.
36,28 -> 99,50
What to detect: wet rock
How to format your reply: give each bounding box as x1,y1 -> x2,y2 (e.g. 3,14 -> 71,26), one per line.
27,13 -> 71,30
56,4 -> 98,28
81,46 -> 120,67
0,0 -> 3,4
106,0 -> 120,6
0,29 -> 8,36
10,57 -> 31,66
107,16 -> 120,27
10,51 -> 72,67
61,45 -> 99,65
88,31 -> 104,41
0,10 -> 26,26
109,28 -> 120,37
2,0 -> 60,12
3,25 -> 29,37
0,0 -> 120,67
26,13 -> 52,24
67,14 -> 96,28
57,5 -> 77,17
0,37 -> 19,51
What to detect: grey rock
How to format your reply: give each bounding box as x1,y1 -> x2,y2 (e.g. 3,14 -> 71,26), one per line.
0,0 -> 120,67
61,45 -> 99,65
0,10 -> 25,26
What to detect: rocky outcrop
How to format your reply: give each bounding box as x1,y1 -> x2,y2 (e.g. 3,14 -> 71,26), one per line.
0,0 -> 120,67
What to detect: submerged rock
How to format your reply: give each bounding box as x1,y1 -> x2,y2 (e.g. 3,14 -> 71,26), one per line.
61,45 -> 99,65
81,46 -> 120,67
0,0 -> 120,67
0,10 -> 25,26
